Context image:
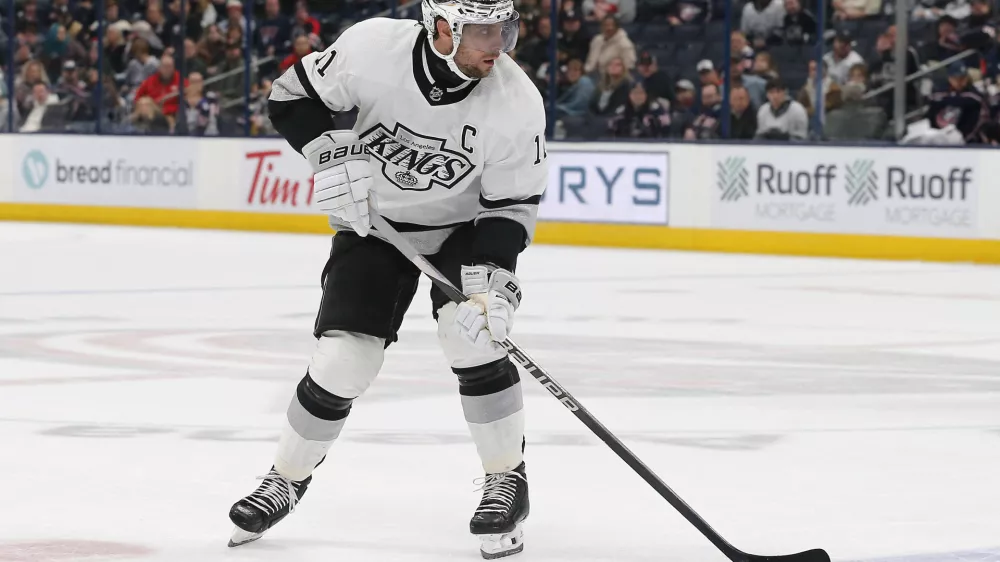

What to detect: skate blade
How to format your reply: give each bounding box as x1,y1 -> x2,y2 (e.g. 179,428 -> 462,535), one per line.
228,527 -> 266,547
479,523 -> 524,560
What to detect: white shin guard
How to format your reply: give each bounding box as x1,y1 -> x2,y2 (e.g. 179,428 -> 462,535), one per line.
274,330 -> 384,481
438,302 -> 525,474
467,406 -> 525,474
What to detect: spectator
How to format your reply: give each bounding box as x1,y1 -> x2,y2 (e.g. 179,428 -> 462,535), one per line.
753,52 -> 779,80
756,78 -> 808,139
666,79 -> 697,137
104,0 -> 124,27
741,0 -> 785,48
20,82 -> 62,132
41,24 -> 80,80
131,20 -> 165,55
281,35 -> 313,72
667,0 -> 712,26
145,3 -> 176,53
15,0 -> 42,34
967,0 -> 994,27
218,0 -> 249,37
609,81 -> 667,137
0,97 -> 20,132
589,56 -> 632,115
182,38 -> 209,77
130,95 -> 171,134
251,79 -> 277,135
92,72 -> 127,128
926,61 -> 989,142
798,59 -> 835,123
556,58 -> 596,117
869,25 -> 921,112
562,0 -> 581,20
686,83 -> 722,138
728,54 -> 767,108
187,0 -> 219,35
73,0 -> 96,41
47,0 -> 71,27
559,14 -> 591,63
104,23 -> 129,77
583,0 -> 616,21
225,26 -> 244,52
178,72 -> 219,135
54,59 -> 85,92
782,0 -> 817,45
14,60 -> 50,116
292,1 -> 322,42
921,15 -> 964,63
825,82 -> 887,140
198,24 -> 227,76
832,0 -> 882,20
730,31 -> 755,71
135,54 -> 185,118
912,0 -> 970,22
521,16 -> 553,72
213,41 -> 256,101
257,0 -> 293,57
584,16 -> 636,73
634,51 -> 673,105
696,59 -> 721,90
518,0 -> 543,23
961,0 -> 997,51
823,30 -> 865,84
125,37 -> 160,93
729,85 -> 758,139
56,60 -> 97,125
847,63 -> 868,92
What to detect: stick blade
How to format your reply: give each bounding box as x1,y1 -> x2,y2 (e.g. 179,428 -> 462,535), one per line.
746,548 -> 831,562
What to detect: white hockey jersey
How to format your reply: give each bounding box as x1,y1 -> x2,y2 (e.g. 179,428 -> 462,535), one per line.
270,17 -> 549,254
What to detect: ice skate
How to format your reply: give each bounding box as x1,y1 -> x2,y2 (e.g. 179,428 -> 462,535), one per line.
228,467 -> 313,547
470,462 -> 529,559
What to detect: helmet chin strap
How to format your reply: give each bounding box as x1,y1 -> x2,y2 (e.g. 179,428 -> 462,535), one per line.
428,30 -> 478,83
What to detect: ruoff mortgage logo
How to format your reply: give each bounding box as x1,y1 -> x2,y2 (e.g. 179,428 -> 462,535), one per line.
716,156 -> 749,201
716,152 -> 975,228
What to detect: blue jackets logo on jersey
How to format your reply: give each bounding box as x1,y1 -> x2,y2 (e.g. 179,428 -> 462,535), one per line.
360,123 -> 475,192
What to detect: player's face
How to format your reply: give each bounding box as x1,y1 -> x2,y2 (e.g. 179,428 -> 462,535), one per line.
454,15 -> 519,78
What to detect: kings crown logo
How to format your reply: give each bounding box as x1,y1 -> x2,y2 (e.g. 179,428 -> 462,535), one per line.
360,123 -> 475,191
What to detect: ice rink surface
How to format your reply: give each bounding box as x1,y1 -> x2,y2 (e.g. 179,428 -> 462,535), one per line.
1,222 -> 999,562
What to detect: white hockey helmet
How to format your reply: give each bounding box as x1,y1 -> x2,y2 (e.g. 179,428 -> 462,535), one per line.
421,0 -> 520,81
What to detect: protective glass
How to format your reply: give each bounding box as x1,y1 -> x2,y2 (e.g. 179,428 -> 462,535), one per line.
460,12 -> 520,53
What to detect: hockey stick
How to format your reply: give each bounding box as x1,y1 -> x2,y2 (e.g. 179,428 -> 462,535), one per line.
368,211 -> 830,562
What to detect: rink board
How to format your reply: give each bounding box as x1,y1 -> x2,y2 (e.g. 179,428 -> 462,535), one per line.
1,135 -> 999,264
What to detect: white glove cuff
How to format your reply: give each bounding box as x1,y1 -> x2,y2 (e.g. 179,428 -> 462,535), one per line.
461,265 -> 492,295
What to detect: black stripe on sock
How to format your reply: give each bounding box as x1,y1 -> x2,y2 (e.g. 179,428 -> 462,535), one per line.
453,357 -> 520,397
296,371 -> 354,421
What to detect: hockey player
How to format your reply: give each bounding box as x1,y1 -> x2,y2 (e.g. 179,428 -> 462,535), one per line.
227,0 -> 548,558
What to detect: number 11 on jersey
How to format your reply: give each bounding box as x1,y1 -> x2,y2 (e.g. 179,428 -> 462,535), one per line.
533,134 -> 547,166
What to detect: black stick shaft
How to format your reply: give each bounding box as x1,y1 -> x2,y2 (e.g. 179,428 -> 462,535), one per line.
368,212 -> 743,560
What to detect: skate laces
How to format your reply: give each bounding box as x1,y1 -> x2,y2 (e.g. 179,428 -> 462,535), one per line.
245,471 -> 299,515
473,470 -> 524,514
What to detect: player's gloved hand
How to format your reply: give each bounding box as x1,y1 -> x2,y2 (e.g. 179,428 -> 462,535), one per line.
303,130 -> 375,237
455,264 -> 522,345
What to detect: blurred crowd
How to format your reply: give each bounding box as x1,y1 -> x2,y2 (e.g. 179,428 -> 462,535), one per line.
511,0 -> 1000,143
0,0 -> 388,134
4,0 -> 1000,142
